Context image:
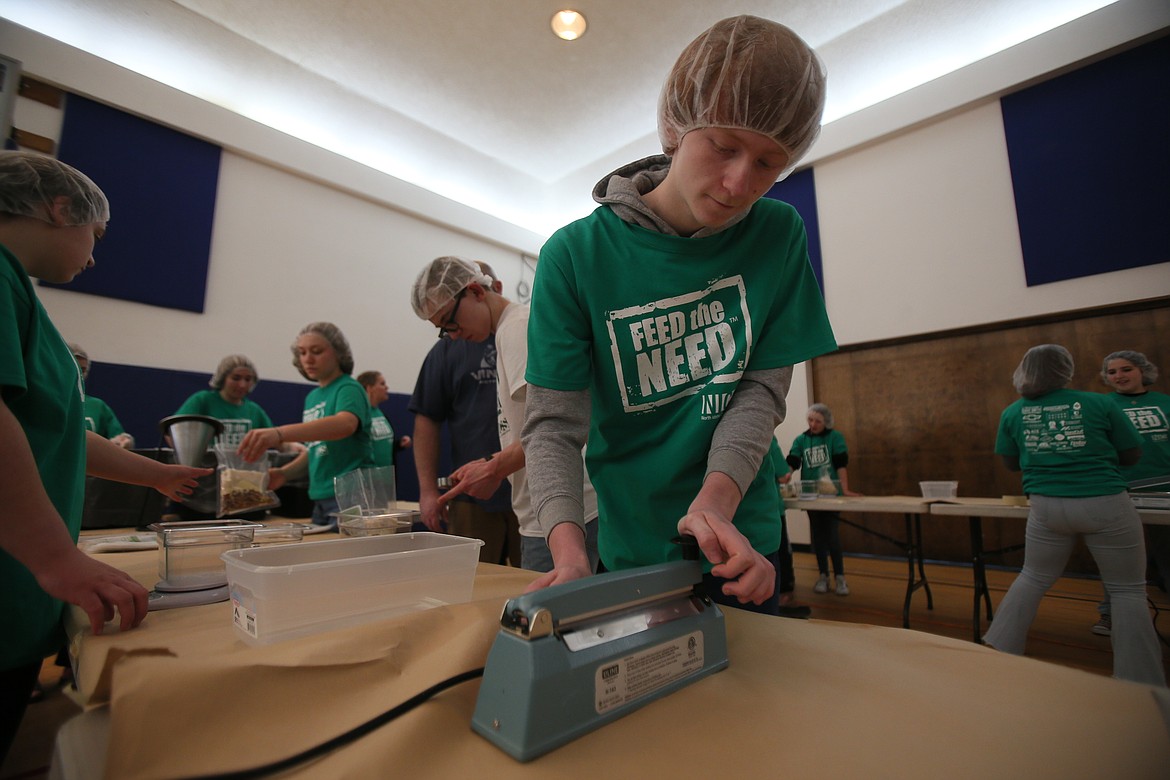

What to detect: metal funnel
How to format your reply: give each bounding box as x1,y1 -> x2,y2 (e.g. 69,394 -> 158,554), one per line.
158,414 -> 224,467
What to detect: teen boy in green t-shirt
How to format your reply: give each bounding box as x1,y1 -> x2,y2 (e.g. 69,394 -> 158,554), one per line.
0,152 -> 210,761
520,16 -> 837,614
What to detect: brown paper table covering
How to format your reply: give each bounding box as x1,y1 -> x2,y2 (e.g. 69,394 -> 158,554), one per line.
67,542 -> 1170,779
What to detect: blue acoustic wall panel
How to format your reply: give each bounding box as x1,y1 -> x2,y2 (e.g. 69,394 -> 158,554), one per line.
45,94 -> 221,311
1002,35 -> 1170,286
766,168 -> 824,293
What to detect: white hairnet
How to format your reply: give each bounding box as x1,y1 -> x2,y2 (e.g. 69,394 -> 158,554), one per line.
68,343 -> 89,379
658,15 -> 826,177
1101,350 -> 1158,387
211,354 -> 259,390
291,322 -> 354,380
808,403 -> 834,429
410,256 -> 492,320
1012,345 -> 1074,398
0,151 -> 110,226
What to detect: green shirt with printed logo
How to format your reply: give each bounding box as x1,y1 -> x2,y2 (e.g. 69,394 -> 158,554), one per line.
83,394 -> 127,440
527,199 -> 836,570
787,428 -> 848,493
1106,390 -> 1170,488
1,244 -> 87,669
303,374 -> 374,500
370,407 -> 396,467
176,389 -> 274,449
995,388 -> 1143,497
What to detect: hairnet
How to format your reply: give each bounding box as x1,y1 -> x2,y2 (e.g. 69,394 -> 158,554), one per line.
0,151 -> 110,226
291,322 -> 355,380
1012,344 -> 1074,398
658,15 -> 826,176
411,256 -> 493,320
68,343 -> 89,378
807,403 -> 834,429
1101,350 -> 1158,387
210,354 -> 259,390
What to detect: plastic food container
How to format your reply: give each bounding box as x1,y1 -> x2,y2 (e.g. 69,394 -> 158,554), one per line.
222,532 -> 484,645
252,523 -> 306,544
149,520 -> 261,591
919,481 -> 959,499
798,480 -> 819,499
336,509 -> 418,537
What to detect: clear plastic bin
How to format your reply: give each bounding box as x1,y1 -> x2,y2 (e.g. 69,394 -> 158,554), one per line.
221,532 -> 484,645
150,520 -> 260,590
919,481 -> 959,499
334,509 -> 417,537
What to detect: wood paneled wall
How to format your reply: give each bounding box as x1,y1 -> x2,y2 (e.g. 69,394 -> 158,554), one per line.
809,299 -> 1169,574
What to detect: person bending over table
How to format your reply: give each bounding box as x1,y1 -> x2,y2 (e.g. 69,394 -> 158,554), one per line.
984,344 -> 1165,687
0,151 -> 209,762
520,16 -> 837,616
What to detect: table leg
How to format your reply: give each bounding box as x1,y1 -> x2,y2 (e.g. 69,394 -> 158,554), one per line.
969,516 -> 993,643
901,513 -> 933,629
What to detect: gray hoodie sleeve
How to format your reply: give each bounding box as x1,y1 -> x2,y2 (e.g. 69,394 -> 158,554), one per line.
707,366 -> 793,494
521,384 -> 590,538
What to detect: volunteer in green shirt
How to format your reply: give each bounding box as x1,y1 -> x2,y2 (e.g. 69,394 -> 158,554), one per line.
176,355 -> 275,448
984,344 -> 1164,687
520,17 -> 836,615
238,322 -> 374,525
0,151 -> 209,761
356,370 -> 412,467
69,343 -> 134,448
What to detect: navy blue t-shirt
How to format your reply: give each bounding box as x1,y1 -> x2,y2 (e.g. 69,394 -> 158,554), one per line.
409,336 -> 511,511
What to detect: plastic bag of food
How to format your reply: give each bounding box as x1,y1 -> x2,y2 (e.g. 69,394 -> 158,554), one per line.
215,445 -> 280,517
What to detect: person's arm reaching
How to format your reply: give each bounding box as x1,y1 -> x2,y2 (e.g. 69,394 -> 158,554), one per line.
0,400 -> 149,635
411,414 -> 447,532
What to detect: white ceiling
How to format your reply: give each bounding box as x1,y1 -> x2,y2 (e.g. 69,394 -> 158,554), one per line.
0,0 -> 1126,237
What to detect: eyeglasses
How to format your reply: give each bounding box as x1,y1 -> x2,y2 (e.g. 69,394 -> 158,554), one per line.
437,289 -> 467,339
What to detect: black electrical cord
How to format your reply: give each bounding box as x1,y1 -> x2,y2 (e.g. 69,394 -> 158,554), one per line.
186,667 -> 486,780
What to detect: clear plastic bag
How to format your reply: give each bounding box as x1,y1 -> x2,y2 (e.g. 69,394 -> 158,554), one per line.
215,445 -> 281,517
333,465 -> 396,515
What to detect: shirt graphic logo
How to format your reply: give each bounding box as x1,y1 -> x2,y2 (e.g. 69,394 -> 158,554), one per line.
606,276 -> 751,413
1020,401 -> 1085,453
1123,406 -> 1169,435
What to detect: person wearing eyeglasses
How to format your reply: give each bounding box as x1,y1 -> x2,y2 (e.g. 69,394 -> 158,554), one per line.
411,256 -> 599,573
407,261 -> 520,566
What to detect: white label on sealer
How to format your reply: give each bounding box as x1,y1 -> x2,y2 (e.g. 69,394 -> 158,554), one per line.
594,631 -> 704,714
230,590 -> 258,638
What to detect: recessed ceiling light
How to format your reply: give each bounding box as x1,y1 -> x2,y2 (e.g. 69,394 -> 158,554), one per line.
550,10 -> 587,41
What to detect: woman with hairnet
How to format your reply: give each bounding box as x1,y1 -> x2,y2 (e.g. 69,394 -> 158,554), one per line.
237,322 -> 374,526
1090,350 -> 1170,637
780,403 -> 863,596
170,354 -> 301,519
0,151 -> 210,760
984,344 -> 1164,686
520,16 -> 836,615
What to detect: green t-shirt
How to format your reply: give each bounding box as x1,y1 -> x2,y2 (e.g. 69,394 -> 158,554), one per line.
176,389 -> 274,449
995,388 -> 1143,497
370,407 -> 395,468
1106,390 -> 1170,488
303,374 -> 374,500
0,244 -> 88,669
83,394 -> 126,439
787,429 -> 848,493
527,199 -> 836,570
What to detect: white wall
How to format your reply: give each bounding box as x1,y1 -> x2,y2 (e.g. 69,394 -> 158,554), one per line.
36,153 -> 525,392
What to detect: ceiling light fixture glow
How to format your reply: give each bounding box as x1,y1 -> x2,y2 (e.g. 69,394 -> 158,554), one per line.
551,10 -> 587,41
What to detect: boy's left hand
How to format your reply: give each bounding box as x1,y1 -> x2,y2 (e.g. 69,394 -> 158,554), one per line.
677,510 -> 775,605
154,465 -> 213,501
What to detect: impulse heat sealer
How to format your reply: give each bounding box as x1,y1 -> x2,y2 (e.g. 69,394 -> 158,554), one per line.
471,538 -> 728,761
